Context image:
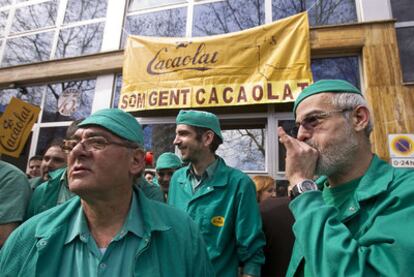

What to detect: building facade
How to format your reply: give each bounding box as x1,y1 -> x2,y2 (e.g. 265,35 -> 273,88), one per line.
0,0 -> 413,183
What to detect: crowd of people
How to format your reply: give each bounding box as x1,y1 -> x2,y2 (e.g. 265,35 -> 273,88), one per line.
1,79 -> 414,276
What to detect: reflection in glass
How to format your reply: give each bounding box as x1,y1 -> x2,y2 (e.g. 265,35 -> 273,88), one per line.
193,0 -> 265,36
0,0 -> 11,7
0,10 -> 8,37
217,128 -> 266,171
143,124 -> 176,160
56,23 -> 104,58
123,8 -> 186,47
2,31 -> 54,67
42,79 -> 96,122
11,1 -> 58,34
128,0 -> 185,11
37,127 -> 67,155
0,86 -> 44,113
396,27 -> 414,82
277,120 -> 295,172
390,0 -> 414,22
272,0 -> 357,26
311,56 -> 360,88
112,73 -> 122,108
64,0 -> 108,23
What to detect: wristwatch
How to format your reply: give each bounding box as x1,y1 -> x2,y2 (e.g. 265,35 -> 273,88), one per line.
290,179 -> 318,200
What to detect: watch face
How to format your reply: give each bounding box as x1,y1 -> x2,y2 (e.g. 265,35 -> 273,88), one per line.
299,180 -> 317,192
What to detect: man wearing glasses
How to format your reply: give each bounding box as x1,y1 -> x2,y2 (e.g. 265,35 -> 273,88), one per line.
278,79 -> 414,276
0,108 -> 213,276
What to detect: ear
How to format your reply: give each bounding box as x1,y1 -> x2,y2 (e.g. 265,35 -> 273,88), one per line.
202,130 -> 215,147
129,148 -> 146,176
352,106 -> 370,132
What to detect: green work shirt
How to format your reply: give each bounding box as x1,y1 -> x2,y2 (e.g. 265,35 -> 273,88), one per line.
29,176 -> 43,190
168,156 -> 265,277
26,167 -> 75,219
0,187 -> 214,276
134,177 -> 164,203
287,155 -> 414,276
0,161 -> 31,224
60,190 -> 143,276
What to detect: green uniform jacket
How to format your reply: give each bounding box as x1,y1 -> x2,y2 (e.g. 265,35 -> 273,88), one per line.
287,155 -> 414,277
168,157 -> 265,277
26,168 -> 73,219
0,188 -> 214,277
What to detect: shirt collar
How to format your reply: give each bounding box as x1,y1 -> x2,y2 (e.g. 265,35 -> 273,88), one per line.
186,157 -> 219,180
64,190 -> 144,245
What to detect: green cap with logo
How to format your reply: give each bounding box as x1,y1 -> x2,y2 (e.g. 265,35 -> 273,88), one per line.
293,79 -> 362,117
176,110 -> 223,141
79,108 -> 144,146
156,152 -> 182,171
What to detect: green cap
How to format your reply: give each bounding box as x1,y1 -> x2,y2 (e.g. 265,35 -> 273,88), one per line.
293,79 -> 362,117
176,110 -> 223,140
79,108 -> 144,146
156,152 -> 182,170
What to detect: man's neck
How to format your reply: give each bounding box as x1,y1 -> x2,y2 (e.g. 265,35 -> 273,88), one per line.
81,189 -> 133,248
328,151 -> 374,188
191,153 -> 216,177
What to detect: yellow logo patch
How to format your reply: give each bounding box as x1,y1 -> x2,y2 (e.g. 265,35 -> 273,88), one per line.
211,216 -> 225,227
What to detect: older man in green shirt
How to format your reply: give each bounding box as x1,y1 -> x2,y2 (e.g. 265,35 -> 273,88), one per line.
0,160 -> 31,249
0,108 -> 213,276
278,79 -> 414,276
168,110 -> 265,277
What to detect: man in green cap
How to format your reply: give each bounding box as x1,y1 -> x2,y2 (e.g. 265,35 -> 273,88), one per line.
155,152 -> 182,200
0,108 -> 214,276
168,109 -> 265,277
278,79 -> 414,276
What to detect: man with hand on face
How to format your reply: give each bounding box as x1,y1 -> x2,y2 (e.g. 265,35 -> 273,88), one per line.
168,109 -> 265,277
278,79 -> 414,276
155,152 -> 182,200
0,108 -> 214,276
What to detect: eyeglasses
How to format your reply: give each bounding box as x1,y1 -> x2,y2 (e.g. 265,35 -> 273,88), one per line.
289,108 -> 353,138
61,136 -> 138,154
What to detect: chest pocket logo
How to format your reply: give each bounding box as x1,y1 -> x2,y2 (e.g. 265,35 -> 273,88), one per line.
211,216 -> 225,227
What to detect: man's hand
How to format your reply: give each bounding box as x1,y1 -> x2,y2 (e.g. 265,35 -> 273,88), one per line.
278,127 -> 318,186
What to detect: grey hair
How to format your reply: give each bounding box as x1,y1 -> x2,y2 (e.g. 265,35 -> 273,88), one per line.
329,93 -> 373,138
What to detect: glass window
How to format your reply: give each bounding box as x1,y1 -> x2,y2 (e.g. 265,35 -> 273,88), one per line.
64,0 -> 108,23
10,1 -> 58,34
272,0 -> 357,26
396,27 -> 414,83
37,126 -> 67,155
0,0 -> 11,7
112,73 -> 122,108
0,10 -> 8,37
217,123 -> 266,172
128,0 -> 186,11
41,79 -> 96,122
123,7 -> 186,46
311,56 -> 360,88
55,23 -> 104,58
0,86 -> 43,113
143,124 -> 176,158
1,31 -> 54,67
193,0 -> 265,36
390,0 -> 414,22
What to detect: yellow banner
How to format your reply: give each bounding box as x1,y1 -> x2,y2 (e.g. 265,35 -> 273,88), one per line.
121,12 -> 312,111
0,97 -> 40,158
